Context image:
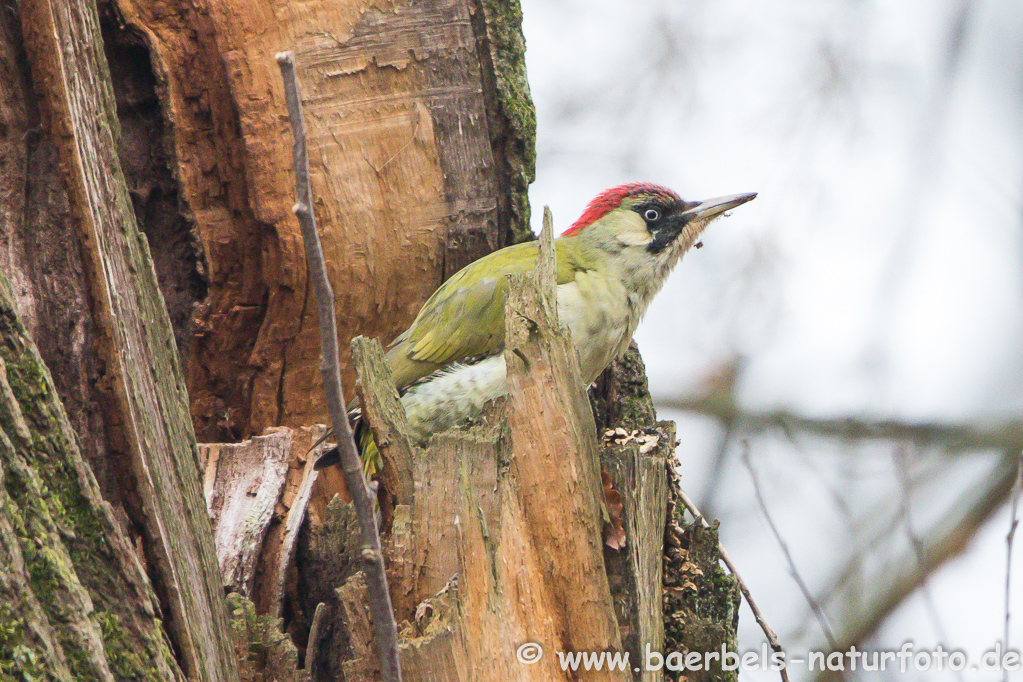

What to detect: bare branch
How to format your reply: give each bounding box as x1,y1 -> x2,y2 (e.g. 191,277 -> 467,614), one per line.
740,440 -> 840,650
1004,449 -> 1023,682
663,395 -> 1023,454
811,450 -> 1019,682
275,51 -> 401,682
676,487 -> 791,682
893,447 -> 964,682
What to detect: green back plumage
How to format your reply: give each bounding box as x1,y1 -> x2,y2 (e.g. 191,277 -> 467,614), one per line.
385,238 -> 595,389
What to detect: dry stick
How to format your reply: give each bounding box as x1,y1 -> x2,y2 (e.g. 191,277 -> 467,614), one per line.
275,52 -> 402,682
1005,448 -> 1023,682
676,487 -> 791,682
740,441 -> 840,650
677,393 -> 1023,657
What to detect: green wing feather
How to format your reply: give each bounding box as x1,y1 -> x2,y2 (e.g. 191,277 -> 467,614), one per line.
385,239 -> 592,389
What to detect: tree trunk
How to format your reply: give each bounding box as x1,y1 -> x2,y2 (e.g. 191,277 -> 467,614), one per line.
106,0 -> 535,445
0,274 -> 184,681
1,0 -> 741,678
3,0 -> 240,678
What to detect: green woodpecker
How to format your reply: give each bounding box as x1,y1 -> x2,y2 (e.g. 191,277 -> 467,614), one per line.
316,183 -> 755,471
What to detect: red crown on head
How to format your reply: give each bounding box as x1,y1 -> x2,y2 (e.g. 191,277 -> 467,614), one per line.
562,182 -> 681,236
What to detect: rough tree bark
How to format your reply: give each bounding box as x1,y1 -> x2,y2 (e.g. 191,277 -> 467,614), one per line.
3,0 -> 239,678
0,276 -> 184,681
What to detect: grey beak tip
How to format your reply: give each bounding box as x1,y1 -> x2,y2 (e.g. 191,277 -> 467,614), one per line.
684,191 -> 758,218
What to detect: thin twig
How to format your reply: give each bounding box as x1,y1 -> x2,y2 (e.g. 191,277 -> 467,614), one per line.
893,447 -> 964,682
276,52 -> 402,682
697,421 -> 735,515
676,487 -> 791,682
740,440 -> 840,650
1004,448 -> 1023,682
810,454 -> 965,612
811,450 -> 1018,682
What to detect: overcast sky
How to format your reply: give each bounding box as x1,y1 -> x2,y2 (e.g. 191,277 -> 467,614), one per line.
520,0 -> 1023,678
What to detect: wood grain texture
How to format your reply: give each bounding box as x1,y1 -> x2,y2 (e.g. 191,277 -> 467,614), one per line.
16,0 -> 240,678
594,347 -> 674,681
198,424 -> 327,619
600,439 -> 671,682
501,231 -> 626,676
201,428 -> 291,594
109,0 -> 535,442
265,425 -> 327,619
0,11 -> 114,496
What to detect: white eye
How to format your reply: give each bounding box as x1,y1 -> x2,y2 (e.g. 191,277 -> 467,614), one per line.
644,208 -> 660,222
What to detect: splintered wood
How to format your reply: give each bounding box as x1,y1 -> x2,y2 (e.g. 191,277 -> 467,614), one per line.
202,428 -> 291,595
337,213 -> 643,681
200,425 -> 328,617
199,240 -> 675,680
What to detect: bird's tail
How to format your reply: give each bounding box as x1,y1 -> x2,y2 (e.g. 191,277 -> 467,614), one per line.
311,418 -> 381,480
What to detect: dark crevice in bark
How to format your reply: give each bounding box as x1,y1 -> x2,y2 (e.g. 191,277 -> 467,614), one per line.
99,4 -> 207,374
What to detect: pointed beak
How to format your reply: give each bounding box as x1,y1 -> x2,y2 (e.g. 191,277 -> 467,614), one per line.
681,192 -> 757,220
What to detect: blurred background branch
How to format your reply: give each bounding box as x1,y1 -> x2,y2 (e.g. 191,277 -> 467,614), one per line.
522,0 -> 1022,678
664,394 -> 1023,455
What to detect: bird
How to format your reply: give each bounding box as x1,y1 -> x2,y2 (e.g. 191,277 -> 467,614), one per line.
315,183 -> 756,472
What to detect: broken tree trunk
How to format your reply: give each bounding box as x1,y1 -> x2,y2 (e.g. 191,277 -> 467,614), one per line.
15,0 -> 240,678
594,351 -> 741,682
289,238 -> 741,680
293,219 -> 642,681
106,0 -> 536,444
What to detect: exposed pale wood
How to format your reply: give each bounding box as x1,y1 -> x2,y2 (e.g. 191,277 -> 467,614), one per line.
110,0 -> 535,443
398,583 -> 468,681
200,424 -> 327,620
16,0 -> 240,678
201,428 -> 292,594
268,425 -> 327,618
391,421 -> 505,622
351,336 -> 507,622
0,273 -> 184,681
330,213 -> 626,681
